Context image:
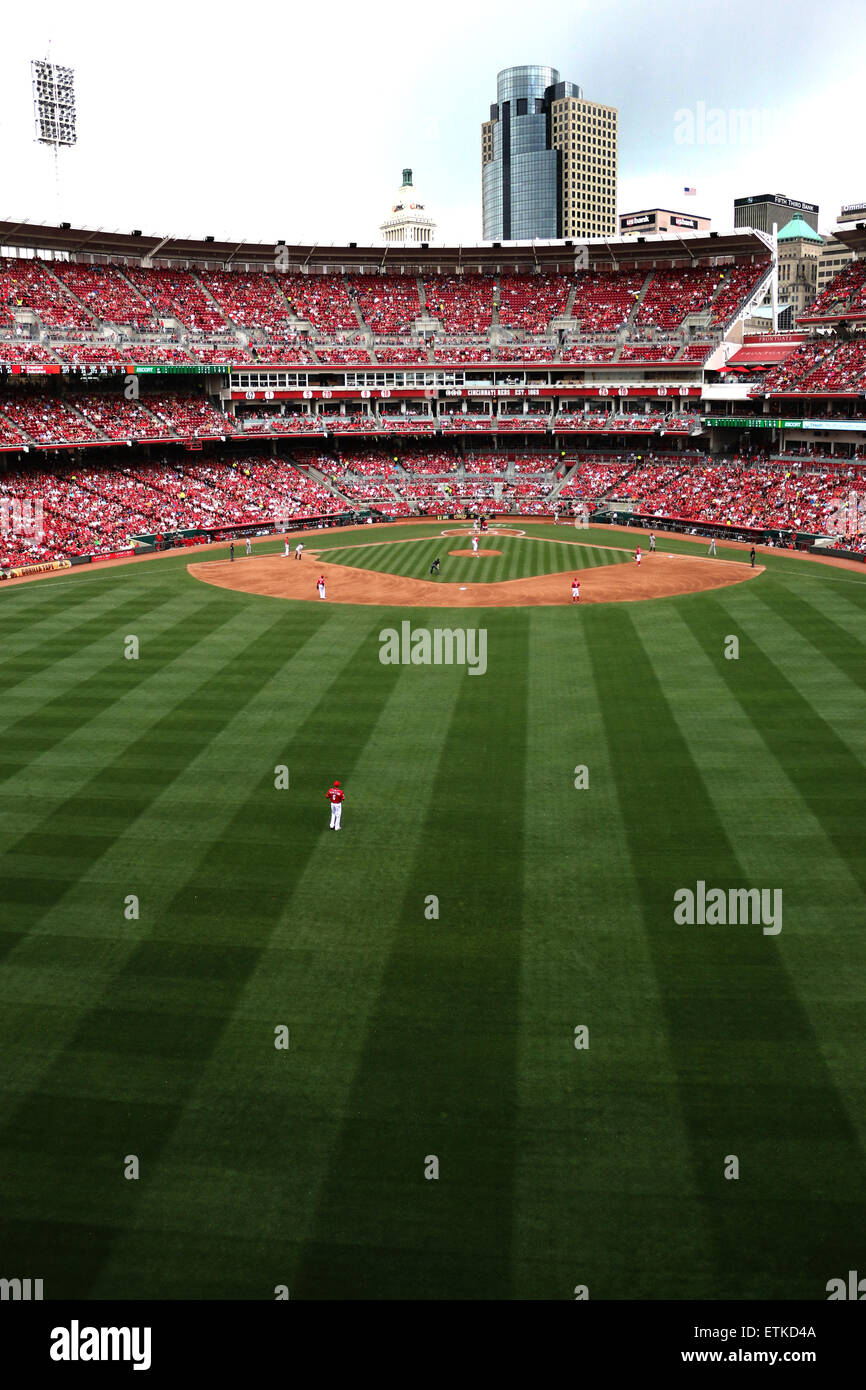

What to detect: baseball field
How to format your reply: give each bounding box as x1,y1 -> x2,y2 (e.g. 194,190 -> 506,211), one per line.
1,519 -> 864,1300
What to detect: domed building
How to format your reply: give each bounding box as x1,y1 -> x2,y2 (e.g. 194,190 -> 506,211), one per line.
379,168 -> 436,245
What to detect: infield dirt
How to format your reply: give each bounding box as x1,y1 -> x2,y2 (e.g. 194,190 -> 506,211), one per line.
189,546 -> 764,606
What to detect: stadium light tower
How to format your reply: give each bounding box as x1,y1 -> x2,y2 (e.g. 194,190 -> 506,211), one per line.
31,53 -> 77,216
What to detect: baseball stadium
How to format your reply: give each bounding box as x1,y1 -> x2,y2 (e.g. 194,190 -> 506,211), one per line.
1,217 -> 865,1304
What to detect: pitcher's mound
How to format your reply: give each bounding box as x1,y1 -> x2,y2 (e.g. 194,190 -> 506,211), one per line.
448,548 -> 502,557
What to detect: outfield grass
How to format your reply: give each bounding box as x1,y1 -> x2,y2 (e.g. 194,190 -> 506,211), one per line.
0,524 -> 864,1300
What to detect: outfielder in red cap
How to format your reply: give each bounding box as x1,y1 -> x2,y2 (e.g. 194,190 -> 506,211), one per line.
326,779 -> 344,830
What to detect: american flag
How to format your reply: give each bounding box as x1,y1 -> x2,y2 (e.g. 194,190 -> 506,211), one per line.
684,186 -> 696,195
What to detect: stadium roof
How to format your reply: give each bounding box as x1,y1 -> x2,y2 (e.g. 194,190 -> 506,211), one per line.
0,218 -> 772,273
828,221 -> 866,254
725,341 -> 800,367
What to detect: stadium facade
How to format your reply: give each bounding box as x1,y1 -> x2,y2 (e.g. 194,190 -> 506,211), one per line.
1,216 -> 865,577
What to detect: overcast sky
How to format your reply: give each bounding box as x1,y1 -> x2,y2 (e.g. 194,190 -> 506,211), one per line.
0,0 -> 863,248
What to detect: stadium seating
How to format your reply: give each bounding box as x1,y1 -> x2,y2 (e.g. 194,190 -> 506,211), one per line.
0,340 -> 60,366
351,276 -> 421,333
569,271 -> 644,331
75,394 -> 170,441
146,393 -> 238,437
0,397 -> 100,445
125,267 -> 227,332
636,268 -> 719,330
760,339 -> 866,393
800,260 -> 866,321
619,343 -> 681,361
51,264 -> 154,328
424,276 -> 495,332
710,262 -> 770,324
278,274 -> 358,333
497,275 -> 570,333
0,257 -> 94,330
197,271 -> 293,331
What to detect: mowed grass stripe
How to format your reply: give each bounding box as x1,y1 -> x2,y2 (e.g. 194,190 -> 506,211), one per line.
0,584 -> 192,698
0,591 -> 237,744
750,582 -> 866,691
89,629 -> 471,1298
0,598 -> 290,852
513,609 -> 708,1300
679,594 -> 866,895
642,603 -> 866,1156
713,585 -> 866,766
585,605 -> 864,1299
0,612 -> 376,1106
0,610 -> 399,1297
0,578 -> 172,660
0,602 -> 298,924
294,612 -> 530,1300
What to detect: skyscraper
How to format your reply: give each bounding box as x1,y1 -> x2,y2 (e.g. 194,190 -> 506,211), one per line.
482,65 -> 618,241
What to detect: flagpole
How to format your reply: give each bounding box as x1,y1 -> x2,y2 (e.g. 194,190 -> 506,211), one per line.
771,221 -> 778,333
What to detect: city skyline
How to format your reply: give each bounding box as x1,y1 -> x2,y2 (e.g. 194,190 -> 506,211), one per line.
0,0 -> 862,247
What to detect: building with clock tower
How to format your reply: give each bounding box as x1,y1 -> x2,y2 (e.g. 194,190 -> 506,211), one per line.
379,168 -> 436,244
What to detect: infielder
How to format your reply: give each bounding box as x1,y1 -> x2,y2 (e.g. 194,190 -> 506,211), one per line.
326,779 -> 344,830
708,537 -> 717,556
635,547 -> 642,566
295,541 -> 304,560
649,532 -> 656,552
571,577 -> 580,603
245,537 -> 252,556
317,574 -> 327,600
283,538 -> 291,557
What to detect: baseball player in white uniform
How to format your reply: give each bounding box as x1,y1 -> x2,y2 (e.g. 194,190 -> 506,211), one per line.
471,535 -> 479,554
326,780 -> 344,829
295,542 -> 304,560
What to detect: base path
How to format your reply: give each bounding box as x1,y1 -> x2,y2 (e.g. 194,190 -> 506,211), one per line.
189,548 -> 764,607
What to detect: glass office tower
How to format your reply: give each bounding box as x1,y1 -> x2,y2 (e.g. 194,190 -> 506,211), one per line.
482,65 -> 618,241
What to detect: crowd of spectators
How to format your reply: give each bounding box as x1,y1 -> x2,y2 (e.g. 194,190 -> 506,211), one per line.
760,339 -> 866,393
125,267 -> 227,332
351,276 -> 421,334
424,276 -> 495,333
497,275 -> 570,333
800,260 -> 866,321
